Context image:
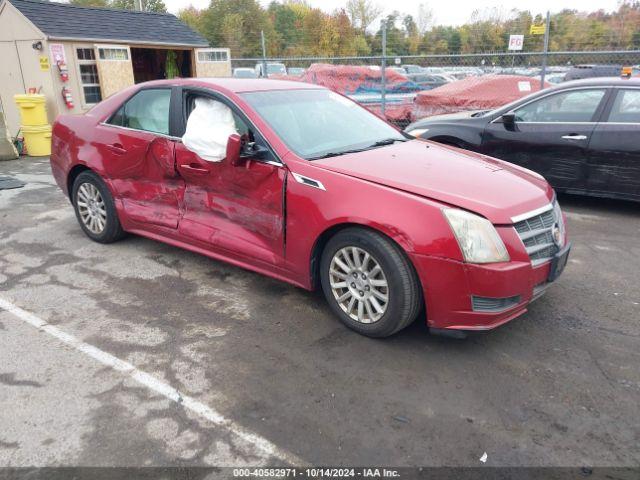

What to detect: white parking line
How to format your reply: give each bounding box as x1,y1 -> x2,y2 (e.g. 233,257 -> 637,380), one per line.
0,297 -> 300,465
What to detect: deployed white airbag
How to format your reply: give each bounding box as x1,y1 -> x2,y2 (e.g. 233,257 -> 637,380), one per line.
182,97 -> 238,162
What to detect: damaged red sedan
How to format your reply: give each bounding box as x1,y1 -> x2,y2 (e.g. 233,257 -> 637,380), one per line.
50,79 -> 570,338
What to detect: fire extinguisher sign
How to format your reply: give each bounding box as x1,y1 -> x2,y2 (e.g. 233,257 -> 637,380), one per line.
49,43 -> 66,64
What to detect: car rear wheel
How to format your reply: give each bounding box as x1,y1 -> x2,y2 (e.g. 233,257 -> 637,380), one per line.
72,171 -> 125,244
320,228 -> 423,337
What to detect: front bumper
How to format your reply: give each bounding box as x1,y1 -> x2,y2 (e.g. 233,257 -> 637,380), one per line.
409,251 -> 564,331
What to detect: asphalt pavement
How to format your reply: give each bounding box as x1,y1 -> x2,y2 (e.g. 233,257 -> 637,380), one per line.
0,157 -> 638,468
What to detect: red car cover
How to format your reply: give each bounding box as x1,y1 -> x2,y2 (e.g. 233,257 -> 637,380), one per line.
272,64 -> 420,124
412,75 -> 551,120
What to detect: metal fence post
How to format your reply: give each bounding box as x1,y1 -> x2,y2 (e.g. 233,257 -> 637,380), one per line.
261,30 -> 268,78
381,20 -> 387,117
540,11 -> 551,89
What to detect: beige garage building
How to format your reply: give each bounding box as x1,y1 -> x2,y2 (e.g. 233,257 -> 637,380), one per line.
0,0 -> 231,137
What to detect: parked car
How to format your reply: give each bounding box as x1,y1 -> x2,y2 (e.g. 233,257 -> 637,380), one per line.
287,67 -> 306,77
412,75 -> 548,118
534,73 -> 566,85
50,78 -> 569,338
386,66 -> 408,76
255,62 -> 287,77
232,68 -> 257,78
564,64 -> 622,81
405,77 -> 640,202
402,64 -> 424,75
409,73 -> 453,90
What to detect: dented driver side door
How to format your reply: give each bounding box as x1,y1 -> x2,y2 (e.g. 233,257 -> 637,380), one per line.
174,90 -> 286,267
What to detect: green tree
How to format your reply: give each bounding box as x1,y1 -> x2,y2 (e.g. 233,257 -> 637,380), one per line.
346,0 -> 381,32
69,0 -> 110,7
177,5 -> 205,34
110,0 -> 167,13
202,0 -> 273,57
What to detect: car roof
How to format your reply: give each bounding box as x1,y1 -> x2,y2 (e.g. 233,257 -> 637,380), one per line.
557,77 -> 640,88
137,77 -> 322,93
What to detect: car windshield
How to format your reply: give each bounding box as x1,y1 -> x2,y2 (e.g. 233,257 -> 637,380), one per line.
240,89 -> 407,160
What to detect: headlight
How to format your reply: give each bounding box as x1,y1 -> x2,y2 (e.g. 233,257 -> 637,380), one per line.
407,128 -> 429,137
443,208 -> 510,263
552,200 -> 566,246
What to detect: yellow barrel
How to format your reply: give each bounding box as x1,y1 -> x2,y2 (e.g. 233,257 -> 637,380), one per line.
22,124 -> 52,156
14,94 -> 48,126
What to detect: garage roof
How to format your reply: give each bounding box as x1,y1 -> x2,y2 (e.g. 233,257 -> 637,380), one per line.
9,0 -> 209,47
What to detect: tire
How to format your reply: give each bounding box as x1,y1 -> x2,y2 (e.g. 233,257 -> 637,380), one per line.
320,227 -> 423,338
72,170 -> 125,244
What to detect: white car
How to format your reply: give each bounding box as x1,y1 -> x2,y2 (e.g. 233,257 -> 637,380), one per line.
255,62 -> 287,77
233,68 -> 257,78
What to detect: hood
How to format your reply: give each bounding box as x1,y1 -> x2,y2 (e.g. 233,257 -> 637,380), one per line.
420,110 -> 487,122
405,110 -> 487,132
312,140 -> 554,224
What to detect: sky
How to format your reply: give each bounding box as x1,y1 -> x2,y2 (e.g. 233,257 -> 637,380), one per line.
163,0 -> 622,26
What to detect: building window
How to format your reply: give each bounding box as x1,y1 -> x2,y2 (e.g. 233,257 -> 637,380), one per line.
76,48 -> 95,61
197,49 -> 229,63
98,47 -> 129,61
76,47 -> 102,105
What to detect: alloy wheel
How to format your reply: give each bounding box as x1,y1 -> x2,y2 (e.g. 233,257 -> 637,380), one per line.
76,182 -> 107,235
329,246 -> 389,323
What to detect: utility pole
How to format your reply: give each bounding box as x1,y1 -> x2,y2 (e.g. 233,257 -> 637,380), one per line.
134,0 -> 144,11
540,10 -> 551,90
381,20 -> 387,116
260,30 -> 268,78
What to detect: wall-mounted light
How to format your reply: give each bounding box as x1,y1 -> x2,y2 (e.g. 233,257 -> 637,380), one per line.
32,41 -> 43,51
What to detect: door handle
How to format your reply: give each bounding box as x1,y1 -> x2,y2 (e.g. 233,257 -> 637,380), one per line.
561,134 -> 588,141
180,163 -> 210,175
106,143 -> 127,155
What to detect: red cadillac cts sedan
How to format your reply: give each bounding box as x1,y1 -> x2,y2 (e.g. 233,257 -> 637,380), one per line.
50,78 -> 570,338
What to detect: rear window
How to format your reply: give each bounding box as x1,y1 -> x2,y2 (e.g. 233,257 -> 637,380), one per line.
607,89 -> 640,123
107,89 -> 171,135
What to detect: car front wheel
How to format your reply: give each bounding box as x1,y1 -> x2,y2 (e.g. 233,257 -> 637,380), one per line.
320,228 -> 423,337
72,170 -> 125,243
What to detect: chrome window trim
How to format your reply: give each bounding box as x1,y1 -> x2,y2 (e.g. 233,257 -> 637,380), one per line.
511,203 -> 553,224
597,122 -> 640,126
490,86 -> 610,125
500,121 -> 598,125
99,122 -> 180,140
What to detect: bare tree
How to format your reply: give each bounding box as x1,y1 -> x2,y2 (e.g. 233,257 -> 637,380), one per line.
346,0 -> 382,32
417,3 -> 434,35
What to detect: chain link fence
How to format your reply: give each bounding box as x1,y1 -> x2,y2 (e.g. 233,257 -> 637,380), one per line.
231,50 -> 640,129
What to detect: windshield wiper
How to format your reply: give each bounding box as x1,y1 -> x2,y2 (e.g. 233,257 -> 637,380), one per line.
370,138 -> 408,146
309,138 -> 407,160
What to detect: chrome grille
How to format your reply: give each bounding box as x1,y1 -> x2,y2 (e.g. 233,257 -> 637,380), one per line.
513,205 -> 560,265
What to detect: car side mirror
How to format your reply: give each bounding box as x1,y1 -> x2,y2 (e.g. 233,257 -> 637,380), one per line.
501,113 -> 516,125
240,141 -> 269,160
226,134 -> 242,166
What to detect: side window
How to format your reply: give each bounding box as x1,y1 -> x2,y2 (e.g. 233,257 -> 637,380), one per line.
185,95 -> 251,138
108,89 -> 171,135
607,89 -> 640,123
182,95 -> 243,163
514,89 -> 606,123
